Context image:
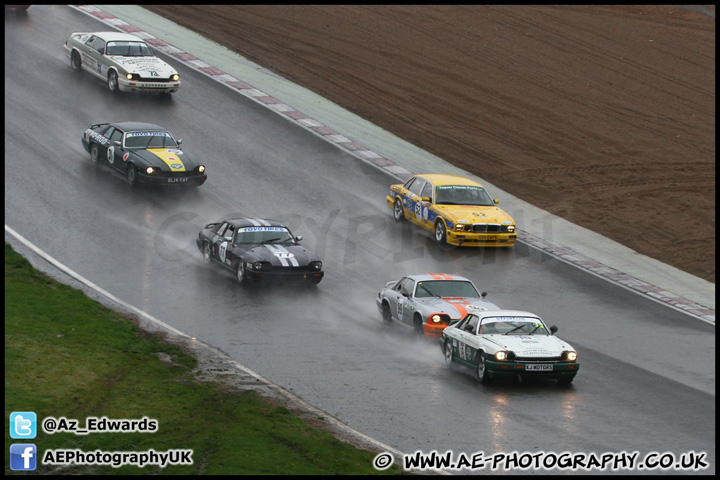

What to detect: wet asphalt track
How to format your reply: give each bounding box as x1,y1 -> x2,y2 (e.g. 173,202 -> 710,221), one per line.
4,6 -> 715,474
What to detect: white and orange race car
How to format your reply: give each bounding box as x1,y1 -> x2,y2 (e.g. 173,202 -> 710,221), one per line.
376,273 -> 499,338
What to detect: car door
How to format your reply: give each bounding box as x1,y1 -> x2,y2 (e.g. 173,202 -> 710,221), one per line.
415,180 -> 435,229
106,128 -> 125,172
217,224 -> 236,269
398,278 -> 417,326
455,314 -> 480,366
383,277 -> 408,323
406,178 -> 427,228
85,36 -> 107,79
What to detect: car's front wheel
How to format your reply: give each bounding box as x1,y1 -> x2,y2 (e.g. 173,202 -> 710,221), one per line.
107,70 -> 119,93
89,144 -> 99,164
126,164 -> 138,188
202,242 -> 211,264
435,219 -> 447,245
444,340 -> 453,365
393,198 -> 404,222
71,51 -> 82,71
477,351 -> 491,384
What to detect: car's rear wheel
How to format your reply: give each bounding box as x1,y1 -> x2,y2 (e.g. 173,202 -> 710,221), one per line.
444,340 -> 453,365
202,242 -> 211,264
393,198 -> 404,222
413,314 -> 424,337
382,302 -> 392,324
89,144 -> 99,164
107,70 -> 119,93
71,51 -> 82,71
126,164 -> 138,187
236,261 -> 246,284
435,219 -> 447,244
477,351 -> 491,384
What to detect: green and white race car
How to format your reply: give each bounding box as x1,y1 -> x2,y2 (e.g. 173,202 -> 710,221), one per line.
64,31 -> 181,94
441,310 -> 579,384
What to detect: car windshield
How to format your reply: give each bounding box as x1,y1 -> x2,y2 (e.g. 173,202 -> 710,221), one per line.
124,131 -> 178,149
435,185 -> 494,206
105,41 -> 153,56
481,316 -> 549,335
414,280 -> 480,298
234,226 -> 294,245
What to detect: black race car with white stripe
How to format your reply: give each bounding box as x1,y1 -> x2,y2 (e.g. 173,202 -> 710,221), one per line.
196,217 -> 324,285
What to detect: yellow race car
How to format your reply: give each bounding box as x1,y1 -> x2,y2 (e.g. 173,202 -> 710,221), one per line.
386,174 -> 517,247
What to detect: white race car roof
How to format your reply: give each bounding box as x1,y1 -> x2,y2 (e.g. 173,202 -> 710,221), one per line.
477,310 -> 541,320
89,31 -> 146,43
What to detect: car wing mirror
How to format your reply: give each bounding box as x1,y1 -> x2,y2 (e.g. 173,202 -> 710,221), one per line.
114,140 -> 122,148
494,199 -> 500,204
421,196 -> 431,202
550,325 -> 558,335
481,291 -> 487,298
177,139 -> 183,145
294,235 -> 303,242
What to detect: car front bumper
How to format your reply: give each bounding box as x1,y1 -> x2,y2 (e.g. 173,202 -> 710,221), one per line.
118,78 -> 181,94
486,359 -> 579,380
137,172 -> 206,186
243,269 -> 324,283
446,229 -> 517,247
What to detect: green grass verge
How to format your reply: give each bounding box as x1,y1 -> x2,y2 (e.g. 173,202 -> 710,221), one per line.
5,243 -> 403,474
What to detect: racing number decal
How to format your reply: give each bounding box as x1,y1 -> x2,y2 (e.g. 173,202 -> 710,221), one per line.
459,342 -> 467,361
218,241 -> 228,263
414,201 -> 422,221
397,299 -> 403,318
107,146 -> 114,164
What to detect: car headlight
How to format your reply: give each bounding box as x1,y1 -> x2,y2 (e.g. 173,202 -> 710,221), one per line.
126,73 -> 133,80
431,314 -> 442,323
253,261 -> 264,270
171,74 -> 180,81
495,351 -> 515,361
198,165 -> 205,173
507,225 -> 516,233
563,351 -> 578,361
309,261 -> 322,271
455,224 -> 464,231
146,166 -> 155,174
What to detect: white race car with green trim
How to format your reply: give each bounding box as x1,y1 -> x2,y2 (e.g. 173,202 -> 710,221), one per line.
64,31 -> 180,94
441,310 -> 579,384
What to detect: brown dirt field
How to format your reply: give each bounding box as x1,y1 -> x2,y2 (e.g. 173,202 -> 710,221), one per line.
144,5 -> 715,283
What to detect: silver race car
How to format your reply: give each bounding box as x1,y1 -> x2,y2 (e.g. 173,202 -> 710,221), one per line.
64,31 -> 180,94
376,273 -> 499,337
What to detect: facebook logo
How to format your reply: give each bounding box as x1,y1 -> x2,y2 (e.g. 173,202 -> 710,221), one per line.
10,444 -> 37,471
10,411 -> 36,439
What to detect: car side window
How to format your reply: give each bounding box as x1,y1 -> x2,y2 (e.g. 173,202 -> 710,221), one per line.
91,37 -> 106,54
224,225 -> 235,242
103,127 -> 115,140
84,35 -> 96,48
215,222 -> 229,237
421,182 -> 433,202
455,315 -> 471,331
403,177 -> 416,191
466,315 -> 479,334
394,278 -> 407,292
397,278 -> 414,296
109,129 -> 123,145
408,179 -> 425,196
